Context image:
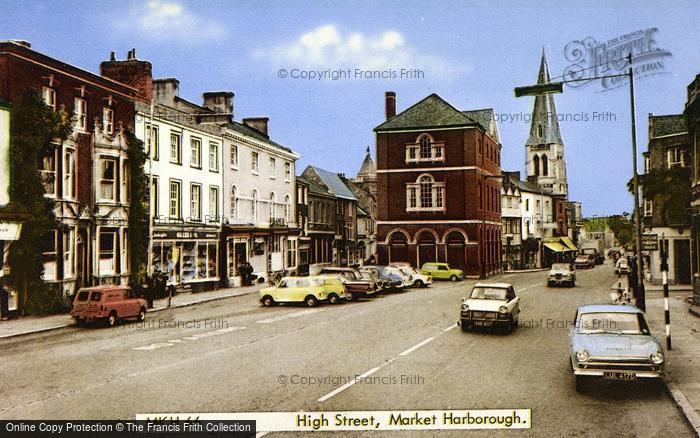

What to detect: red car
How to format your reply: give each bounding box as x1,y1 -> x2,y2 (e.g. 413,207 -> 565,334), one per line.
319,267 -> 378,300
71,285 -> 147,327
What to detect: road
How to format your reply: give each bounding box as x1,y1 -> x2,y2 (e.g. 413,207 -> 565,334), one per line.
0,263 -> 692,436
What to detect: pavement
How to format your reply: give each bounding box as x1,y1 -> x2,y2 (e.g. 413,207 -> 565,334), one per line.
0,283 -> 263,339
0,264 -> 695,436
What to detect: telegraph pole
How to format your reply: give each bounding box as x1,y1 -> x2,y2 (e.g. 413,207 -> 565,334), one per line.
660,235 -> 672,350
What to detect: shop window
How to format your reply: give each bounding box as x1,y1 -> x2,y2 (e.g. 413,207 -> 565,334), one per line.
181,242 -> 196,281
99,158 -> 116,201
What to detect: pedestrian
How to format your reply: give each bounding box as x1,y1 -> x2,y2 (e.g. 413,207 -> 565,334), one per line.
0,285 -> 8,321
628,256 -> 639,303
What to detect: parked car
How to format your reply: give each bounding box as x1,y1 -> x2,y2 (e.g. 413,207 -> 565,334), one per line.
71,285 -> 147,327
458,283 -> 520,333
360,266 -> 403,290
391,263 -> 433,288
421,262 -> 464,281
319,267 -> 378,301
581,248 -> 604,265
357,268 -> 390,292
569,304 -> 664,391
574,254 -> 595,269
259,276 -> 346,307
615,258 -> 630,275
547,263 -> 576,287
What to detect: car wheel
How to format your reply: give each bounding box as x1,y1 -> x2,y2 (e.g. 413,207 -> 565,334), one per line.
547,281 -> 552,287
137,307 -> 146,322
346,292 -> 354,301
261,295 -> 276,307
460,320 -> 470,332
305,295 -> 318,307
107,311 -> 118,327
414,280 -> 424,288
75,318 -> 86,327
570,281 -> 576,287
575,375 -> 587,392
328,293 -> 339,304
450,275 -> 458,282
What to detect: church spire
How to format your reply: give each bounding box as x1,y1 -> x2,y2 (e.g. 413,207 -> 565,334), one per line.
526,49 -> 563,146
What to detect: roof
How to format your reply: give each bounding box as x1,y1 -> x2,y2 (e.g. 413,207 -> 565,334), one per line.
526,50 -> 564,146
649,114 -> 687,138
577,304 -> 643,314
303,174 -> 336,198
474,282 -> 513,289
357,147 -> 376,179
357,206 -> 370,216
226,121 -> 292,153
307,166 -> 357,201
374,93 -> 481,132
509,177 -> 545,194
295,175 -> 311,186
462,109 -> 500,143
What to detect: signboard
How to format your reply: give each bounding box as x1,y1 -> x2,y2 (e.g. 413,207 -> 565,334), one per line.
642,234 -> 658,251
0,222 -> 22,241
152,230 -> 219,240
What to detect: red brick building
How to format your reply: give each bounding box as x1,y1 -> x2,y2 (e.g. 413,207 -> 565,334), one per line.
374,92 -> 502,277
0,41 -> 137,301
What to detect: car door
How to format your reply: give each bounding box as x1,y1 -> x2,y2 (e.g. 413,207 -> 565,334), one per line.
507,286 -> 520,319
437,265 -> 449,279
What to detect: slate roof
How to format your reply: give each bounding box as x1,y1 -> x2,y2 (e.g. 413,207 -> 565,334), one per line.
301,175 -> 336,198
374,94 -> 480,132
506,173 -> 546,194
226,121 -> 293,153
307,166 -> 357,201
649,114 -> 687,138
462,108 -> 500,143
526,50 -> 564,146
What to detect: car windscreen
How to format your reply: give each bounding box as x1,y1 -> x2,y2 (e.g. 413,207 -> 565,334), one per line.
89,291 -> 103,301
469,287 -> 507,300
578,312 -> 646,334
76,291 -> 89,301
551,263 -> 570,270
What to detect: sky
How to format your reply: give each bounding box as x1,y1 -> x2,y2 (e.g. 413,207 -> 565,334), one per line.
1,0 -> 698,217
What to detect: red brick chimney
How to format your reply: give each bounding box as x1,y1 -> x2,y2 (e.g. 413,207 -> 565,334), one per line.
385,91 -> 396,120
100,49 -> 153,102
242,117 -> 269,137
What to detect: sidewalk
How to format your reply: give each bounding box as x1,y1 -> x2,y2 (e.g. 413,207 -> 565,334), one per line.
0,284 -> 262,340
646,291 -> 700,435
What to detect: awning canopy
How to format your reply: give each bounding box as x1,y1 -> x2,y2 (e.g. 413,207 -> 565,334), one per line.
544,242 -> 567,252
560,236 -> 578,251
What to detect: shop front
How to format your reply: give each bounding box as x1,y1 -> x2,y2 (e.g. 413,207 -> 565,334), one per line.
151,226 -> 220,293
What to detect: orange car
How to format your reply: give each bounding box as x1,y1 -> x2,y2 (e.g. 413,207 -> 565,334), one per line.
71,285 -> 147,327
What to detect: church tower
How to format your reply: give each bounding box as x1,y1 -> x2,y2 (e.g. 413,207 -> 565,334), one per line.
525,49 -> 568,197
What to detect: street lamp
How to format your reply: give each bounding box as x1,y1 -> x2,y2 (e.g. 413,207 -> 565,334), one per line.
514,53 -> 645,310
481,173 -> 503,279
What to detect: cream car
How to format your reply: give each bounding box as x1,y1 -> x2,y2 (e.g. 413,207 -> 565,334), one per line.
458,282 -> 520,333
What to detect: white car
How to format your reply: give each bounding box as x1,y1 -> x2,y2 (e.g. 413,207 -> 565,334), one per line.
459,282 -> 521,333
392,264 -> 432,288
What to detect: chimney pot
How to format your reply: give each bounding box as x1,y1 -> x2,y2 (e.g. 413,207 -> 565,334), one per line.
110,51 -> 116,61
385,91 -> 396,120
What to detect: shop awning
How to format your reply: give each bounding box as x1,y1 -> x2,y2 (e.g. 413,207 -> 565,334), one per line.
543,242 -> 566,252
560,236 -> 578,251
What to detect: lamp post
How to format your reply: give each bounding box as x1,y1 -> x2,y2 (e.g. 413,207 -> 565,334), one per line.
481,173 -> 503,279
514,53 -> 645,310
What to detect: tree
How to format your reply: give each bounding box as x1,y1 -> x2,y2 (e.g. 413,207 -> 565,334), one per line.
607,215 -> 634,247
126,130 -> 148,283
4,90 -> 71,315
632,167 -> 691,226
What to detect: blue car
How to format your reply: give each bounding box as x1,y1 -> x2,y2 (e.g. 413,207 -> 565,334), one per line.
569,304 -> 664,391
360,266 -> 406,290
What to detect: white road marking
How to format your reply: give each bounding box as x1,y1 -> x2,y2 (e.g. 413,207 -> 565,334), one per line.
518,282 -> 543,292
256,308 -> 324,324
399,336 -> 435,356
133,326 -> 246,351
443,323 -> 458,332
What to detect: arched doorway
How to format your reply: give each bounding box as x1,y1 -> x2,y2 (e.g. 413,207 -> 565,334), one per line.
445,231 -> 467,271
388,230 -> 409,264
416,231 -> 437,267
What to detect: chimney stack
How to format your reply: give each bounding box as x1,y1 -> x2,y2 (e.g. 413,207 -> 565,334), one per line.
203,91 -> 234,120
242,117 -> 269,137
100,50 -> 153,102
152,78 -> 180,105
385,91 -> 396,120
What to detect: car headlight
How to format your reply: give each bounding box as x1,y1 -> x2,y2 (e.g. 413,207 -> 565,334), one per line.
576,349 -> 591,363
498,306 -> 508,314
650,351 -> 664,364
461,303 -> 469,312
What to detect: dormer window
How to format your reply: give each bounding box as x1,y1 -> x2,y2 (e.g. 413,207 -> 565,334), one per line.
405,134 -> 446,163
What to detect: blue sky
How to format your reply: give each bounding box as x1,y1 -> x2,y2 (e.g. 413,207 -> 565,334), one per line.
2,0 -> 698,217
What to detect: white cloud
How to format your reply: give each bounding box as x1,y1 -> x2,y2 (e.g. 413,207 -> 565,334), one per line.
118,1 -> 225,43
257,24 -> 469,80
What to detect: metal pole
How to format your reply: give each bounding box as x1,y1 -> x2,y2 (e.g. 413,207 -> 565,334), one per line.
660,235 -> 672,350
628,53 -> 646,311
146,103 -> 154,277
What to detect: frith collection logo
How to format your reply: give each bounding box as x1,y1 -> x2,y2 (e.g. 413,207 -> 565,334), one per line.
562,28 -> 672,91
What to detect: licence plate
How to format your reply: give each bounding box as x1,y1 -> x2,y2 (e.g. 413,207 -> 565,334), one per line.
473,321 -> 494,327
603,371 -> 636,380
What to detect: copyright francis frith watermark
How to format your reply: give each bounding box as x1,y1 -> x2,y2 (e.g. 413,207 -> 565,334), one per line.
562,27 -> 672,91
